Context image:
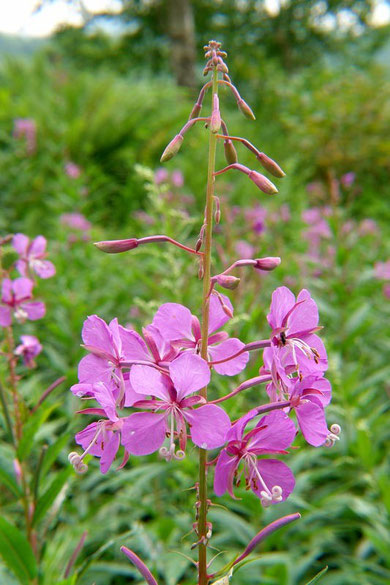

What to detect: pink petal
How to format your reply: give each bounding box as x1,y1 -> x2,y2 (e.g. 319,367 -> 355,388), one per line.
70,383 -> 94,397
209,338 -> 249,376
287,289 -> 318,335
13,277 -> 34,301
14,259 -> 27,277
24,301 -> 45,321
100,432 -> 120,474
108,318 -> 122,357
295,400 -> 328,446
82,315 -> 114,355
208,293 -> 233,333
78,354 -> 113,385
184,404 -> 230,449
213,448 -> 238,497
169,353 -> 210,400
152,302 -> 194,342
226,408 -> 259,443
267,286 -> 295,331
122,412 -> 166,455
1,279 -> 12,303
123,377 -> 141,407
33,260 -> 56,279
29,235 -> 47,257
249,411 -> 296,452
92,381 -> 118,421
118,325 -> 151,362
0,306 -> 12,327
12,233 -> 29,255
130,365 -> 170,400
254,459 -> 295,502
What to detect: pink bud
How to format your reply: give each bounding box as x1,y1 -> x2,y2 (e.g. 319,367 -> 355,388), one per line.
13,459 -> 23,485
222,304 -> 234,319
248,171 -> 278,194
210,94 -> 221,133
257,152 -> 286,178
198,261 -> 204,279
254,257 -> 281,271
237,98 -> 256,120
224,140 -> 238,164
215,274 -> 240,290
94,239 -> 139,253
160,134 -> 184,162
189,103 -> 202,120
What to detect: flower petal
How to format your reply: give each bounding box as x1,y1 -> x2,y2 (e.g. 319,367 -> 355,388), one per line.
13,277 -> 34,302
119,325 -> 152,362
249,411 -> 296,452
295,400 -> 328,446
169,353 -> 210,400
152,302 -> 194,342
184,404 -> 230,449
33,260 -> 56,279
209,338 -> 249,376
92,381 -> 118,421
100,432 -> 120,474
78,353 -> 113,385
82,315 -> 114,355
24,302 -> 45,321
130,365 -> 170,400
267,286 -> 295,331
208,293 -> 233,333
213,448 -> 238,497
122,412 -> 166,455
254,459 -> 295,502
29,235 -> 47,257
12,234 -> 29,256
0,306 -> 12,327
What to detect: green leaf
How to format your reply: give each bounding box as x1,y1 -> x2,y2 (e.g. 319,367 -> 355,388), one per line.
304,566 -> 328,584
17,403 -> 58,461
41,434 -> 70,477
0,465 -> 21,498
33,466 -> 72,526
0,517 -> 37,584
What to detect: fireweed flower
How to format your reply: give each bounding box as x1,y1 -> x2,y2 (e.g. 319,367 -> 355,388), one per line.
0,278 -> 45,327
267,286 -> 327,376
15,335 -> 42,368
214,410 -> 295,506
152,294 -> 249,376
13,234 -> 56,279
122,353 -> 231,459
69,380 -> 134,474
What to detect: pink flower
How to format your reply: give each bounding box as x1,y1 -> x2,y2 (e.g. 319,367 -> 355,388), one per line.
214,410 -> 295,506
171,170 -> 184,187
0,278 -> 45,327
122,353 -> 231,458
13,234 -> 56,279
152,295 -> 249,376
341,172 -> 355,187
235,240 -> 255,259
374,261 -> 390,281
13,118 -> 36,155
267,286 -> 327,376
60,213 -> 91,233
154,168 -> 169,185
359,219 -> 378,236
15,335 -> 42,368
65,162 -> 81,179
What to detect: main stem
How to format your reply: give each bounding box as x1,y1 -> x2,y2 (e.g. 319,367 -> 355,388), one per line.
198,67 -> 218,585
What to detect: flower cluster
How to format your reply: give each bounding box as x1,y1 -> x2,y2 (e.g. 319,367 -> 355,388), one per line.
0,233 -> 55,367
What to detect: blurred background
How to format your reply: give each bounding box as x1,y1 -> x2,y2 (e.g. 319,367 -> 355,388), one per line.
0,1 -> 390,584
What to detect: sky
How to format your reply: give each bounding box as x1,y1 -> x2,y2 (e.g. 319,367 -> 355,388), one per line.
0,0 -> 389,38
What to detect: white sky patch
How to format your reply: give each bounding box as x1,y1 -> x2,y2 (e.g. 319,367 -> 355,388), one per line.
0,0 -> 122,37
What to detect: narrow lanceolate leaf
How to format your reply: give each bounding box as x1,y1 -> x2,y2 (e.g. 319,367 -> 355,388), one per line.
0,517 -> 37,584
0,466 -> 21,498
17,402 -> 58,461
304,566 -> 328,584
33,466 -> 72,526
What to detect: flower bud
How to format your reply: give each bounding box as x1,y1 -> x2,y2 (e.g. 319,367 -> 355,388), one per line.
248,171 -> 278,194
237,98 -> 256,120
254,257 -> 281,271
160,134 -> 184,162
224,140 -> 238,164
189,103 -> 202,120
257,152 -> 286,178
222,304 -> 234,319
210,94 -> 221,133
94,239 -> 138,253
215,274 -> 240,290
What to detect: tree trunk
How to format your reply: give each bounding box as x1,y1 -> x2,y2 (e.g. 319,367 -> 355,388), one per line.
166,0 -> 197,88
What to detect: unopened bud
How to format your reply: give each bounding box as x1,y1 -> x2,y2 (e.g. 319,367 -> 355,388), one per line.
94,238 -> 138,254
210,94 -> 221,133
254,257 -> 281,271
189,103 -> 202,120
248,171 -> 278,194
237,98 -> 256,120
217,62 -> 229,74
195,238 -> 203,252
214,274 -> 240,290
198,261 -> 204,279
257,152 -> 286,178
13,459 -> 23,485
224,140 -> 238,164
222,304 -> 234,319
160,134 -> 184,162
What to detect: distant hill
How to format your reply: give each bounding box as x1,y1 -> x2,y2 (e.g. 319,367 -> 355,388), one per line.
0,33 -> 47,59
